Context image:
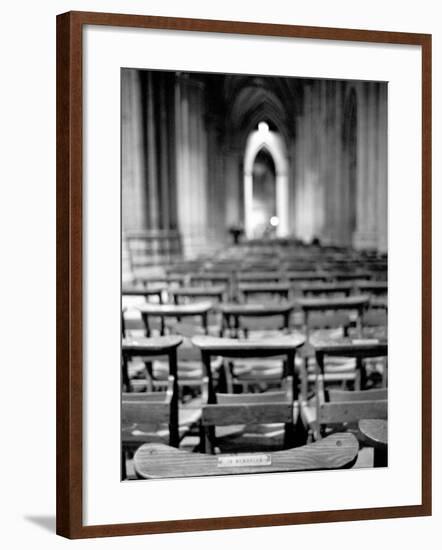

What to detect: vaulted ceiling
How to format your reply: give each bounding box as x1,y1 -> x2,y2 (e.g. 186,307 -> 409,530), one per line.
223,75 -> 306,149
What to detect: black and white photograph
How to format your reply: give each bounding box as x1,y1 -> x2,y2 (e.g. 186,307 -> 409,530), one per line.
1,0 -> 437,544
121,68 -> 388,481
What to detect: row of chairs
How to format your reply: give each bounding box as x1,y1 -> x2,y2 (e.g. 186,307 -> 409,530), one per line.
123,337 -> 387,478
134,269 -> 387,291
123,364 -> 387,479
126,280 -> 387,309
122,246 -> 388,478
123,296 -> 387,399
123,295 -> 386,339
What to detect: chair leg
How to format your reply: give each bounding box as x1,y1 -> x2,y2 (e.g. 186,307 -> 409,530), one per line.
381,359 -> 388,388
198,422 -> 206,453
300,359 -> 308,401
121,449 -> 127,480
354,369 -> 361,391
204,425 -> 216,454
223,361 -> 233,393
293,413 -> 309,447
283,422 -> 296,449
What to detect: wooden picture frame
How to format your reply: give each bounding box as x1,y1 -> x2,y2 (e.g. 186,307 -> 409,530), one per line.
56,11 -> 432,538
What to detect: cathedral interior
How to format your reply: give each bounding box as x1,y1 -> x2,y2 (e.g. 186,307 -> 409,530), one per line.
121,68 -> 388,480
122,69 -> 387,273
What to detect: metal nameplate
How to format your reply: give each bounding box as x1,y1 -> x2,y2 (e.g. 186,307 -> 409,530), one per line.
217,454 -> 272,468
351,338 -> 380,345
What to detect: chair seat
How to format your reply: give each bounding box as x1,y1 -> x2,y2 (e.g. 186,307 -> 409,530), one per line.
173,320 -> 220,338
122,423 -> 171,445
235,367 -> 284,381
215,425 -> 286,453
300,328 -> 345,358
306,356 -> 357,373
244,329 -> 288,339
239,316 -> 288,329
232,358 -> 284,381
215,403 -> 300,453
151,356 -> 223,381
307,371 -> 357,382
122,400 -> 202,447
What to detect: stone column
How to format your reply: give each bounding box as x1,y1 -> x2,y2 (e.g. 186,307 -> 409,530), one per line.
377,83 -> 388,252
193,81 -> 208,250
159,75 -> 170,231
121,69 -> 147,232
366,82 -> 379,245
322,80 -> 337,245
243,166 -> 253,238
354,82 -> 382,250
333,81 -> 344,244
146,72 -> 159,231
175,75 -> 190,257
206,116 -> 226,248
175,75 -> 186,251
318,79 -> 328,244
353,82 -> 370,249
294,94 -> 307,240
174,75 -> 209,258
225,148 -> 242,229
296,81 -> 323,243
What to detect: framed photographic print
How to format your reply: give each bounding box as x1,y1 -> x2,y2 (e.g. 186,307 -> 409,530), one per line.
56,11 -> 432,538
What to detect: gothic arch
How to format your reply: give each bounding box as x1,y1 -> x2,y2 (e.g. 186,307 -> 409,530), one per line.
243,124 -> 289,238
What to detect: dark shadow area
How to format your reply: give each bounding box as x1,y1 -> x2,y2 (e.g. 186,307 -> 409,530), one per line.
24,515 -> 56,533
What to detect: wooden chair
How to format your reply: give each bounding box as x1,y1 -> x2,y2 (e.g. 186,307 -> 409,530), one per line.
313,337 -> 388,390
358,419 -> 388,467
122,376 -> 175,451
191,335 -> 307,446
219,301 -> 294,339
122,334 -> 183,393
298,311 -> 358,400
139,302 -> 223,394
188,272 -> 233,298
192,334 -> 305,392
170,285 -> 226,305
237,282 -> 291,303
361,308 -> 387,332
122,287 -> 165,337
329,271 -> 372,282
285,271 -> 328,284
135,273 -> 187,287
300,375 -> 387,441
226,328 -> 302,395
133,432 -> 359,478
149,343 -> 224,393
199,376 -> 296,453
168,286 -> 225,336
355,281 -> 388,296
299,282 -> 353,298
236,271 -> 283,284
359,309 -> 388,386
298,295 -> 370,337
122,285 -> 164,303
137,301 -> 213,337
121,376 -> 203,479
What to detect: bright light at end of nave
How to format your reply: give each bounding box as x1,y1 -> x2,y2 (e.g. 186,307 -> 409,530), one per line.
258,121 -> 270,133
270,216 -> 279,227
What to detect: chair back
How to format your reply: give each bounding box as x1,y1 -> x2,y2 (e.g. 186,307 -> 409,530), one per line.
317,379 -> 387,425
122,376 -> 174,443
306,311 -> 352,339
200,377 -> 294,452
